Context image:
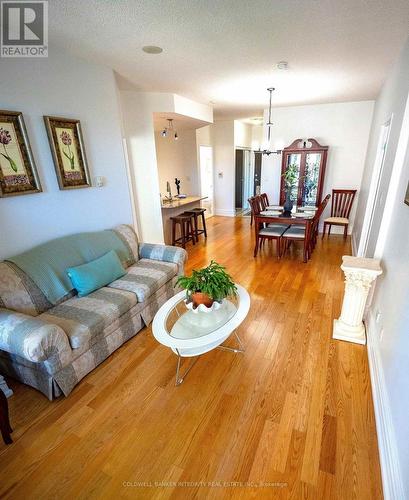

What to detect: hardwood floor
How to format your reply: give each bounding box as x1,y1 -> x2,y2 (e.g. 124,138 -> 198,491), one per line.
0,216 -> 383,499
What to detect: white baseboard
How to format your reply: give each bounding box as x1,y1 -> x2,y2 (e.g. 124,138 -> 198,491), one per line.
366,312 -> 405,500
214,209 -> 235,217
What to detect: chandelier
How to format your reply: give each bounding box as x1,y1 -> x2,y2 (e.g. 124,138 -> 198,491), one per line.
161,119 -> 178,140
261,87 -> 281,155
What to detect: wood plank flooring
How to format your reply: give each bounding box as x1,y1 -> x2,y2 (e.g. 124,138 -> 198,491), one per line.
0,216 -> 383,499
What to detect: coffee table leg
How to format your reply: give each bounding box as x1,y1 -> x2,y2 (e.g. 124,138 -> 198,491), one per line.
175,350 -> 200,386
218,331 -> 245,353
0,388 -> 13,445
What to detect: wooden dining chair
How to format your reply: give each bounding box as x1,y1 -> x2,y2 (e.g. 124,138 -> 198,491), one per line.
260,193 -> 269,208
251,194 -> 266,225
310,194 -> 331,253
282,194 -> 331,261
322,189 -> 357,239
249,197 -> 288,258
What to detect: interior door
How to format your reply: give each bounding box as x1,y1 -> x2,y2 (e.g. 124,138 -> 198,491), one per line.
199,145 -> 214,217
254,152 -> 262,195
235,149 -> 244,208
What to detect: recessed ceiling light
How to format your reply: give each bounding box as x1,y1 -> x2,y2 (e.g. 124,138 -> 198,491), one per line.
142,46 -> 163,54
277,61 -> 288,70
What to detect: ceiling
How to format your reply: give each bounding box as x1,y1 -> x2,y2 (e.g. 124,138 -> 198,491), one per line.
153,113 -> 209,132
50,0 -> 409,119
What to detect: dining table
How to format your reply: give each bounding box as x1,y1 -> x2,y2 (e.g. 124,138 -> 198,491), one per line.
254,208 -> 316,263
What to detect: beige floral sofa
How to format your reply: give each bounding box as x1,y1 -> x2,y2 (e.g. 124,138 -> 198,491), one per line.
0,225 -> 187,399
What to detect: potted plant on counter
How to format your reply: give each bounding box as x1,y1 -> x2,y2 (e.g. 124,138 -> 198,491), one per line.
176,260 -> 237,310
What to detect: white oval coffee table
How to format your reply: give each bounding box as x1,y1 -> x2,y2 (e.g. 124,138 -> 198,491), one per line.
152,284 -> 250,385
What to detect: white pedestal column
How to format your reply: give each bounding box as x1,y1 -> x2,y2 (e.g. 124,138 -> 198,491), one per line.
333,256 -> 382,345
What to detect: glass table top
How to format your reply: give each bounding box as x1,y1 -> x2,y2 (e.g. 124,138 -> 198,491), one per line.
166,295 -> 239,340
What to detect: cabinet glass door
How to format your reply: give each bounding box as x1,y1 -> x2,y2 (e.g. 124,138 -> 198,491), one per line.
286,153 -> 301,203
301,153 -> 322,206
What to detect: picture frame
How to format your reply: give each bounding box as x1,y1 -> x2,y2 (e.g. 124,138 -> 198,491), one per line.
0,110 -> 42,197
44,116 -> 91,190
405,181 -> 409,206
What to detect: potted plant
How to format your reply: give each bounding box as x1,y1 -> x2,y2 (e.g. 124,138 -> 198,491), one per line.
282,163 -> 299,213
176,260 -> 237,309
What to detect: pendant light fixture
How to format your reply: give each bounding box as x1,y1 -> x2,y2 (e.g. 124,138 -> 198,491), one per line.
261,87 -> 281,155
161,119 -> 178,140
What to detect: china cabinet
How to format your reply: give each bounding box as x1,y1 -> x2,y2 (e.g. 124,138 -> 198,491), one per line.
279,138 -> 328,207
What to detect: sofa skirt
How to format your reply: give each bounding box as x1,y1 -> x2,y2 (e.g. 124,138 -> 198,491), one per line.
0,279 -> 178,400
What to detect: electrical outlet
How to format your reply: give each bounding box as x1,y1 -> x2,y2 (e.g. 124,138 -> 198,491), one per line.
376,310 -> 382,323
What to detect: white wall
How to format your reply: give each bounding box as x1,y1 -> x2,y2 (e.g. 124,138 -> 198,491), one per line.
261,101 -> 374,233
354,37 -> 409,499
155,129 -> 199,197
213,121 -> 235,216
234,121 -> 252,149
0,48 -> 133,259
354,40 -> 409,257
119,91 -> 212,244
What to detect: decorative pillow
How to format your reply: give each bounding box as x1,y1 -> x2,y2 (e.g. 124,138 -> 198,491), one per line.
66,250 -> 126,297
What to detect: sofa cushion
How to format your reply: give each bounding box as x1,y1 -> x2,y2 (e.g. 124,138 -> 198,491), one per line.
108,258 -> 178,302
67,250 -> 126,297
40,287 -> 137,349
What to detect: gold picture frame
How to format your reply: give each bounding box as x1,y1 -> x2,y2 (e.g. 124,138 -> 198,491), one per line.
0,110 -> 42,197
44,116 -> 91,190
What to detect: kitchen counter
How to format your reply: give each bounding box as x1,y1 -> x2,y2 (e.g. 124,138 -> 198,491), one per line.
161,196 -> 207,209
161,196 -> 208,244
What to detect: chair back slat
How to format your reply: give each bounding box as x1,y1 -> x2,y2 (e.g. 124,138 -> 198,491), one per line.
331,189 -> 357,218
260,193 -> 269,208
248,196 -> 261,216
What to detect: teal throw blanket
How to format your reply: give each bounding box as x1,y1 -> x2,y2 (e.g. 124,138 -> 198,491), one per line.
7,230 -> 132,305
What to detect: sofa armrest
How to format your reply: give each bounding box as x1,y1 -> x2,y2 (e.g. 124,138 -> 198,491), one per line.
139,243 -> 187,275
0,309 -> 71,363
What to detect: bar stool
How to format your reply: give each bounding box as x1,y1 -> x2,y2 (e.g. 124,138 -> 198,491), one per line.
183,207 -> 207,241
171,213 -> 196,248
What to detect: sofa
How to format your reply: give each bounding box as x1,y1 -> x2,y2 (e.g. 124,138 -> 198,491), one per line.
0,225 -> 187,400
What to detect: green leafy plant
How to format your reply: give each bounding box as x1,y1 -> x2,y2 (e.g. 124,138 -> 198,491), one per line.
282,163 -> 299,190
176,260 -> 237,302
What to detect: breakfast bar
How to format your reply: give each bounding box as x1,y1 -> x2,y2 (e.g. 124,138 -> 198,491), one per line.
161,196 -> 208,244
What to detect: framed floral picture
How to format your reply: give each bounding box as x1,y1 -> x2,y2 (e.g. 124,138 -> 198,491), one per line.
44,116 -> 91,189
0,110 -> 42,197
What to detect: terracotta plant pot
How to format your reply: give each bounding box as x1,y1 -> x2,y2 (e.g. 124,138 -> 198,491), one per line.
191,292 -> 214,309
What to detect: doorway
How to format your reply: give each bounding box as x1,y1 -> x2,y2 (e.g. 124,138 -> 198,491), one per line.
199,145 -> 214,218
235,148 -> 255,215
358,118 -> 392,256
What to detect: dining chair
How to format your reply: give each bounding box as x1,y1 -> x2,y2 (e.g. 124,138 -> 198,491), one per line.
322,189 -> 357,239
249,197 -> 288,258
310,194 -> 331,252
260,192 -> 269,208
282,194 -> 331,261
249,195 -> 264,226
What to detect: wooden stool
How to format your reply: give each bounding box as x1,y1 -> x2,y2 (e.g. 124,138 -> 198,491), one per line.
184,207 -> 207,241
171,214 -> 196,248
